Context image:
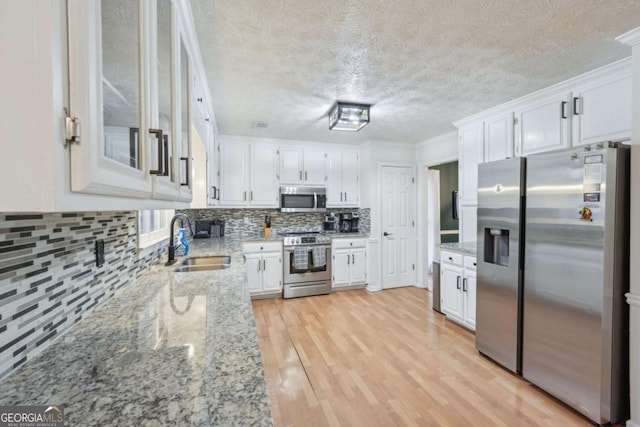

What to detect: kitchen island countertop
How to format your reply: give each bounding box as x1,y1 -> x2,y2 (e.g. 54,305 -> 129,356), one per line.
0,234 -> 273,426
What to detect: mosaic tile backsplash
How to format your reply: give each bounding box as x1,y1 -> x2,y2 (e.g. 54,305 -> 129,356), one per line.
179,208 -> 370,235
0,212 -> 164,380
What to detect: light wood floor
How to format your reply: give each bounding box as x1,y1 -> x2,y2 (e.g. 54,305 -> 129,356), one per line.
252,287 -> 597,427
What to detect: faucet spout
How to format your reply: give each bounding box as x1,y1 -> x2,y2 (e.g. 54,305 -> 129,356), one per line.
166,213 -> 194,266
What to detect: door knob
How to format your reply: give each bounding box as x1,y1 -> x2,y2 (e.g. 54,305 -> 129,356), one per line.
383,232 -> 393,237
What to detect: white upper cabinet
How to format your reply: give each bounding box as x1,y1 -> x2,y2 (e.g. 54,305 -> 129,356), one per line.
303,148 -> 326,186
66,0 -> 198,201
177,37 -> 193,202
150,0 -> 180,200
0,0 -> 210,211
514,91 -> 571,156
207,134 -> 220,207
484,112 -> 514,162
279,146 -> 326,186
219,141 -> 279,208
279,147 -> 303,185
68,0 -> 152,198
327,150 -> 360,207
219,142 -> 249,206
250,144 -> 279,207
458,122 -> 484,206
571,69 -> 632,146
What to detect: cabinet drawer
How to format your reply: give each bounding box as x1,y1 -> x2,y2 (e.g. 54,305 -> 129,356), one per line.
242,241 -> 282,253
464,256 -> 477,271
332,238 -> 366,250
441,251 -> 463,267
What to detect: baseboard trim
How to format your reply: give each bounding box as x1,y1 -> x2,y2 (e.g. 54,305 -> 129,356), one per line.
366,285 -> 382,292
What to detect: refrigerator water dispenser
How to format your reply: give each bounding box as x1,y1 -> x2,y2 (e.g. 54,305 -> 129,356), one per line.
483,228 -> 509,267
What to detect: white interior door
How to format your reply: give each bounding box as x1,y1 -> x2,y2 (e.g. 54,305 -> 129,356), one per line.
381,166 -> 416,289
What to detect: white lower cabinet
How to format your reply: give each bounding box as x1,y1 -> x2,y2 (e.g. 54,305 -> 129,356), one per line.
242,241 -> 283,297
331,238 -> 367,289
440,250 -> 476,331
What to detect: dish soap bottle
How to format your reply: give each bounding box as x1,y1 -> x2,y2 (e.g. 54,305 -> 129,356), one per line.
175,228 -> 189,256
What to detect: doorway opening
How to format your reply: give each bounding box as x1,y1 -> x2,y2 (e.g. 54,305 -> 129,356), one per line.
426,161 -> 459,275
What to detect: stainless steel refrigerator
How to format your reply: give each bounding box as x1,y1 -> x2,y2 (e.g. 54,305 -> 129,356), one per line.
476,143 -> 630,425
476,157 -> 525,374
522,143 -> 629,425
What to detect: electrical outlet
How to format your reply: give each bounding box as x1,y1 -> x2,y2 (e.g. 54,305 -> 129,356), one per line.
95,240 -> 105,267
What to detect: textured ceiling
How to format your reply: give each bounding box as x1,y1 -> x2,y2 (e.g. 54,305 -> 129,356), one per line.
191,0 -> 640,144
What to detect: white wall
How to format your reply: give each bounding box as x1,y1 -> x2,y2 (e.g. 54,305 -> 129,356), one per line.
416,131 -> 458,164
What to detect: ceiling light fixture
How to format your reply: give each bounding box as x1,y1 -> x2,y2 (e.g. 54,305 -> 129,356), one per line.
328,102 -> 370,131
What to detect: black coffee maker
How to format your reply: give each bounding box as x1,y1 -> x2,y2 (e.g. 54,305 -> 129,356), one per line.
323,213 -> 337,232
338,212 -> 359,233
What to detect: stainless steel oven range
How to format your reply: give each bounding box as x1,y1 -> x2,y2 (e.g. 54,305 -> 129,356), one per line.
282,232 -> 332,298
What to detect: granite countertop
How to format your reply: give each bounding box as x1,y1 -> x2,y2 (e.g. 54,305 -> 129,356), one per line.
0,234 -> 273,426
439,242 -> 477,256
326,232 -> 370,239
238,231 -> 370,242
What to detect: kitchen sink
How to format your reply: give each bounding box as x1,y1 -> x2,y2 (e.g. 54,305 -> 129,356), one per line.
174,264 -> 230,273
180,255 -> 231,266
173,255 -> 231,273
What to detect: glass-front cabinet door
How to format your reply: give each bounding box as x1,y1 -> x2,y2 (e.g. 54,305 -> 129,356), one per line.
177,37 -> 192,201
68,0 -> 152,198
150,0 -> 180,200
67,0 -> 192,202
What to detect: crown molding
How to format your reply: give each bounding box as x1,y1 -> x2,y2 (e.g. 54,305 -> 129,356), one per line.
616,26 -> 640,47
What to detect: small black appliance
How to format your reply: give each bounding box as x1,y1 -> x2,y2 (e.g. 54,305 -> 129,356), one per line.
194,220 -> 212,238
338,212 -> 359,233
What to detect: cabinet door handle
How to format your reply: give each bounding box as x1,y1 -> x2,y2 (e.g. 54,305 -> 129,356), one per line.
299,170 -> 302,180
344,192 -> 347,201
149,128 -> 164,175
560,101 -> 567,119
352,254 -> 354,264
263,259 -> 266,270
456,276 -> 461,290
250,191 -> 253,201
257,260 -> 260,272
573,96 -> 581,115
347,254 -> 350,265
243,191 -> 246,201
180,157 -> 189,186
305,171 -> 308,181
340,192 -> 343,202
212,186 -> 216,200
162,135 -> 169,176
463,278 -> 467,292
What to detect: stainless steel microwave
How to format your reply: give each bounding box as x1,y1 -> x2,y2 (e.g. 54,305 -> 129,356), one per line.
279,186 -> 327,213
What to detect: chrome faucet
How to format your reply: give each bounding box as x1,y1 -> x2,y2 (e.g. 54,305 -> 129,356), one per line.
166,213 -> 194,266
